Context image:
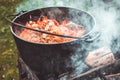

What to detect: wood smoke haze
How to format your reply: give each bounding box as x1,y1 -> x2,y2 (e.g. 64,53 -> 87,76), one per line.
17,0 -> 120,51
16,0 -> 120,78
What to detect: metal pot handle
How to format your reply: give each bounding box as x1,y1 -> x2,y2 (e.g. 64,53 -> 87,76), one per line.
5,11 -> 100,41
82,31 -> 101,42
5,10 -> 27,18
5,12 -> 92,39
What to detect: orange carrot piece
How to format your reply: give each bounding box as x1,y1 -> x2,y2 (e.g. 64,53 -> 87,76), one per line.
52,19 -> 59,26
62,19 -> 67,25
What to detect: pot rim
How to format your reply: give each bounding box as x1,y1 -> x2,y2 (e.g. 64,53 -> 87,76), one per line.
10,6 -> 96,45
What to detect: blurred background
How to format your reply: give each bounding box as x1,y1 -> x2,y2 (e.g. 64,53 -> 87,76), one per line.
0,0 -> 120,80
0,0 -> 25,80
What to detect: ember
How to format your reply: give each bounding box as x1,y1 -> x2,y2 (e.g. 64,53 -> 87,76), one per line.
19,16 -> 86,43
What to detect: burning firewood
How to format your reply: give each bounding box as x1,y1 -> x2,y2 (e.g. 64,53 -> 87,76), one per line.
85,47 -> 115,67
70,59 -> 120,80
105,73 -> 120,79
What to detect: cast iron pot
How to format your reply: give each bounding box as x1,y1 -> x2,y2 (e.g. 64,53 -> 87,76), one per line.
10,7 -> 98,80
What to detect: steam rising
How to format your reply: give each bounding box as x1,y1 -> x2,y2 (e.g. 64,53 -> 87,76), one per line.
16,0 -> 120,79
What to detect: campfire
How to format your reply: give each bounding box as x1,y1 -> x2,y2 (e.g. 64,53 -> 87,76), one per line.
9,7 -> 120,80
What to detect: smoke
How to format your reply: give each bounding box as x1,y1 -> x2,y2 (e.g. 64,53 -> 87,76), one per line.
16,0 -> 120,49
16,0 -> 120,79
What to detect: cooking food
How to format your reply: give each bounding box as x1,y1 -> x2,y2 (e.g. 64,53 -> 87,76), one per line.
19,16 -> 86,43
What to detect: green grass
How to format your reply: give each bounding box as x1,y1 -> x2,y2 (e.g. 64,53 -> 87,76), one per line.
0,0 -> 24,79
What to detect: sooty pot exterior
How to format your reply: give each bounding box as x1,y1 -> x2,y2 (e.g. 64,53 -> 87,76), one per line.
11,7 -> 95,80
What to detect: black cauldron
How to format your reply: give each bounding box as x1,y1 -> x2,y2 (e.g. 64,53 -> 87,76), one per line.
10,7 -> 98,80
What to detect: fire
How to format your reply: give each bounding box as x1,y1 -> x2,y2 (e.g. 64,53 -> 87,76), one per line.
20,16 -> 86,43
